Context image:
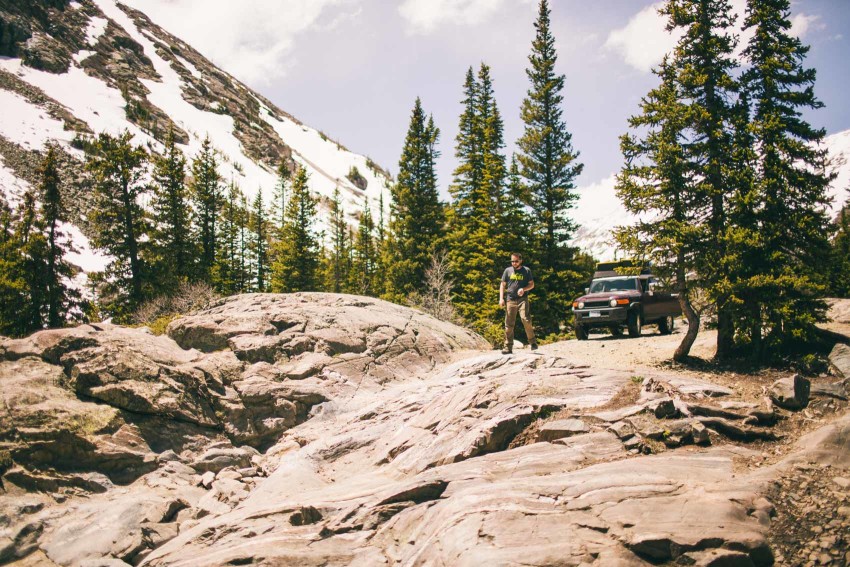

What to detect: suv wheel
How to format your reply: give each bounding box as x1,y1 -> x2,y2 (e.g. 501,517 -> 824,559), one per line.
575,323 -> 588,341
659,315 -> 674,335
627,311 -> 642,337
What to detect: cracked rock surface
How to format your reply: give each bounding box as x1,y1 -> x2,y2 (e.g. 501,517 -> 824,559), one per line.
1,294 -> 849,566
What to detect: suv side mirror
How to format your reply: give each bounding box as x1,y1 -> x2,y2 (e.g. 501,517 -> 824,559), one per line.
584,287 -> 589,294
648,281 -> 657,295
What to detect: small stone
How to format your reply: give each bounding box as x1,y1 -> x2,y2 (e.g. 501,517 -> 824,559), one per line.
818,553 -> 832,564
812,525 -> 824,534
837,506 -> 850,517
832,477 -> 850,489
199,471 -> 215,488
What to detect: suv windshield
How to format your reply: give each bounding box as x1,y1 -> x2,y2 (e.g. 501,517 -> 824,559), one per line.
589,277 -> 639,293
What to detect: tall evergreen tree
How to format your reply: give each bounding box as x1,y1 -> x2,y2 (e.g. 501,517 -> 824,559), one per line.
615,57 -> 706,361
351,197 -> 378,295
516,0 -> 584,335
737,0 -> 834,356
250,188 -> 270,292
0,196 -> 26,336
660,0 -> 740,358
500,157 -> 533,258
447,64 -> 504,340
150,126 -> 193,291
270,167 -> 320,292
272,161 -> 291,237
16,191 -> 49,332
322,186 -> 352,293
38,146 -> 76,328
829,198 -> 850,297
216,180 -> 242,294
190,137 -> 222,282
384,98 -> 445,302
86,130 -> 150,319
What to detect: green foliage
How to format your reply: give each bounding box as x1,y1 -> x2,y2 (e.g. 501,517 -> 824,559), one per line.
190,136 -> 222,282
729,0 -> 835,357
251,188 -> 270,292
39,146 -> 78,328
320,187 -> 353,293
149,126 -> 194,293
85,130 -> 150,321
270,167 -> 320,292
350,197 -> 379,296
446,65 -> 504,337
384,98 -> 445,302
829,202 -> 850,297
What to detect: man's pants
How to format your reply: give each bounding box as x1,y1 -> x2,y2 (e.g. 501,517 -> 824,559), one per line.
505,298 -> 535,347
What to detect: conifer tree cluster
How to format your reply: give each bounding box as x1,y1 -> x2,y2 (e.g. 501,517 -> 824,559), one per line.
616,0 -> 837,362
0,146 -> 79,337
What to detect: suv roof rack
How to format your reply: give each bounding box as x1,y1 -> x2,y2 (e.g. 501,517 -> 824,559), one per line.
593,259 -> 652,279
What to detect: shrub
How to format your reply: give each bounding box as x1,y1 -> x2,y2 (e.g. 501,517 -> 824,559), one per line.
132,281 -> 218,334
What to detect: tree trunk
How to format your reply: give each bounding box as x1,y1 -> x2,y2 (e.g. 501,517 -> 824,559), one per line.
674,289 -> 700,362
715,303 -> 734,360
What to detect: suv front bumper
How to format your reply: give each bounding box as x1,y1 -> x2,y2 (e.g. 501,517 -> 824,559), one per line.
573,306 -> 629,327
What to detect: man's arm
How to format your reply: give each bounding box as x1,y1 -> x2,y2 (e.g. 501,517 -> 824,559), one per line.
499,281 -> 506,306
518,279 -> 534,297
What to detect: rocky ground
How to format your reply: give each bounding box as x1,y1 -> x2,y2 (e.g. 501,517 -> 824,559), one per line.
0,293 -> 848,566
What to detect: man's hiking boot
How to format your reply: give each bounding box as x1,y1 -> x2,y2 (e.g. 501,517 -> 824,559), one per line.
530,342 -> 538,351
501,346 -> 512,355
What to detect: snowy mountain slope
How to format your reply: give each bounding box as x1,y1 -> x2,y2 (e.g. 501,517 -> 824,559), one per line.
0,0 -> 391,274
571,129 -> 850,261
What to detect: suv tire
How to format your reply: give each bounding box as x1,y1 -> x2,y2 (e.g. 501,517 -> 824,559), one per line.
575,323 -> 588,341
627,311 -> 642,337
659,315 -> 674,335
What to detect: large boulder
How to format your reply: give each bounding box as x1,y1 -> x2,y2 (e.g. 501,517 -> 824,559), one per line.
769,374 -> 811,411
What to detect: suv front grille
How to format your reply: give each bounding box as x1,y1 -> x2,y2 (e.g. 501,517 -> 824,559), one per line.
583,300 -> 613,309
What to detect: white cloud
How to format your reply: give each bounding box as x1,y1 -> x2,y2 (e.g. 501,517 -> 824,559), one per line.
398,0 -> 508,35
603,2 -> 679,73
603,0 -> 826,73
789,13 -> 821,38
120,0 -> 358,86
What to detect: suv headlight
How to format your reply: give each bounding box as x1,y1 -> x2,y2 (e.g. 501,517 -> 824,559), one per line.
609,299 -> 617,307
578,301 -> 585,309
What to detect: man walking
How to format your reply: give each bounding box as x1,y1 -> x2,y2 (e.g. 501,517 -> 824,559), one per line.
499,252 -> 537,354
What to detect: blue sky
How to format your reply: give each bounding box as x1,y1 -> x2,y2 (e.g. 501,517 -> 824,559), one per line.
126,0 -> 849,197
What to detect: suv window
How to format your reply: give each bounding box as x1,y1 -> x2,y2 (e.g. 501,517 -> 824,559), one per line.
589,277 -> 638,293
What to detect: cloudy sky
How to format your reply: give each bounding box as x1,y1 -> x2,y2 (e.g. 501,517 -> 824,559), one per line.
123,0 -> 849,196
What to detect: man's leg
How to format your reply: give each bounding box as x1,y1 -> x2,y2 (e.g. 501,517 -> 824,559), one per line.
504,300 -> 518,353
519,299 -> 537,349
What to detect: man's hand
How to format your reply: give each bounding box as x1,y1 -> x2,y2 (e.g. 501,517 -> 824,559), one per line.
499,298 -> 505,307
518,288 -> 525,297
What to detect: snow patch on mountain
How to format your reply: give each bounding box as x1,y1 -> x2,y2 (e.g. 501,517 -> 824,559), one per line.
0,90 -> 77,151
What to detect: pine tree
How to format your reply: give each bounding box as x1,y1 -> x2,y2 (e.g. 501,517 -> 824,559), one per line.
216,180 -> 242,294
384,98 -> 445,302
516,0 -> 584,335
615,57 -> 706,361
190,137 -> 222,282
85,130 -> 150,319
272,161 -> 291,237
0,196 -> 26,336
38,145 -> 76,328
660,0 -> 740,358
250,188 -> 270,292
238,192 -> 251,293
270,167 -> 319,292
446,65 -> 504,341
150,126 -> 193,292
351,197 -> 377,295
738,0 -> 834,356
16,191 -> 49,332
322,187 -> 351,293
829,198 -> 850,297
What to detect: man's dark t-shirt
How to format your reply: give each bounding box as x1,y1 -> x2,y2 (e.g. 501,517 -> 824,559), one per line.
502,265 -> 533,301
